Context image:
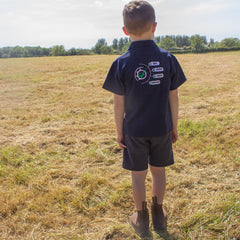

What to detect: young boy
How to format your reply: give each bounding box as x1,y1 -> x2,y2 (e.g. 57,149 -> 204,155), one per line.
103,0 -> 186,235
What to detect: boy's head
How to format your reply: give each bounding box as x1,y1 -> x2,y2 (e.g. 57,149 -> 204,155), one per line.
123,1 -> 156,36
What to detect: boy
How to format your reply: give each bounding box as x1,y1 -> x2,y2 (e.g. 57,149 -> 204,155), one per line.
102,0 -> 186,235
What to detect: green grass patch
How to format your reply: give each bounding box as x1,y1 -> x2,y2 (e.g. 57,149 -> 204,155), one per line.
0,147 -> 48,185
182,194 -> 240,239
72,171 -> 110,215
110,181 -> 132,207
178,116 -> 240,165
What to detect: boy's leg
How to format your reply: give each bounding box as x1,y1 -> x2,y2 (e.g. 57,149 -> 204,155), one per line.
149,165 -> 166,204
150,165 -> 168,231
131,170 -> 148,210
130,169 -> 149,236
148,134 -> 172,231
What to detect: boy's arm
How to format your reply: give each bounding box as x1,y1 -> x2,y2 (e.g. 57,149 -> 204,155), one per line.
169,89 -> 179,143
114,94 -> 127,149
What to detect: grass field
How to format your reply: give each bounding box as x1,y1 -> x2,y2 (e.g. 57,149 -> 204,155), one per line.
0,52 -> 239,240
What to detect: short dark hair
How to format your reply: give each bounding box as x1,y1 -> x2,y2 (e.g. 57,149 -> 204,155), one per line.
123,1 -> 155,35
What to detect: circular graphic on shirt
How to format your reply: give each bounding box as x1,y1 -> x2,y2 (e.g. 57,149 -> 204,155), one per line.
136,68 -> 147,80
134,64 -> 151,84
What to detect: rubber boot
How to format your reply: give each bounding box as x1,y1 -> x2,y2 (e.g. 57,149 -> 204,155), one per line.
151,196 -> 168,231
129,201 -> 149,236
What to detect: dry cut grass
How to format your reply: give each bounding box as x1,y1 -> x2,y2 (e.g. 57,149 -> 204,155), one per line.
0,52 -> 239,239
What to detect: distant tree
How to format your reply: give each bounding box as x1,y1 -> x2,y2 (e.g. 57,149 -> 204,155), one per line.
154,36 -> 161,44
24,47 -> 34,57
201,36 -> 207,45
123,37 -> 129,45
93,38 -> 110,54
35,46 -> 42,56
159,37 -> 176,50
68,48 -> 77,55
122,41 -> 131,52
41,48 -> 50,56
118,38 -> 125,52
174,35 -> 190,47
220,38 -> 240,48
112,38 -> 118,50
175,35 -> 183,47
208,38 -> 215,48
210,38 -> 215,44
168,35 -> 176,43
182,35 -> 191,47
10,46 -> 24,58
51,45 -> 66,56
190,35 -> 205,52
211,41 -> 221,48
77,49 -> 93,55
1,47 -> 11,58
23,49 -> 29,57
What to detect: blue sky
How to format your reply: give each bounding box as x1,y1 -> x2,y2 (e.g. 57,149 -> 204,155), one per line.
0,0 -> 239,49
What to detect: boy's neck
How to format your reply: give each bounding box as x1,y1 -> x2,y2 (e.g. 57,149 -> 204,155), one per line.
123,22 -> 157,42
129,32 -> 154,42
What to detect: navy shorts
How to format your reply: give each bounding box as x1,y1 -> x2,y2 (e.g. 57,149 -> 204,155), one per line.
123,132 -> 174,171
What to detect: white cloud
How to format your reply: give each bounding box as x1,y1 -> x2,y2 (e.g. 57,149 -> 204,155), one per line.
0,0 -> 239,48
184,0 -> 231,15
94,0 -> 103,7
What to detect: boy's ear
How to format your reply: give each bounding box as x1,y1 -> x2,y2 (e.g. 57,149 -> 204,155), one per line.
152,22 -> 157,33
122,26 -> 129,36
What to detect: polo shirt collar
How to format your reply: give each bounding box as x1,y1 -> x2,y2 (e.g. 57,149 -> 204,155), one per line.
128,40 -> 156,50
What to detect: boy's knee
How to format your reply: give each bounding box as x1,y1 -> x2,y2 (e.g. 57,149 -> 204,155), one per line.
149,165 -> 165,175
131,169 -> 148,177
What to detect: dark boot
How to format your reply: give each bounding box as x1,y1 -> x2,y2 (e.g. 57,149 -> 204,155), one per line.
129,201 -> 149,236
151,196 -> 168,231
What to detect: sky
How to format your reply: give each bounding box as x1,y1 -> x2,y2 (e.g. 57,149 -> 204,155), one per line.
0,0 -> 239,49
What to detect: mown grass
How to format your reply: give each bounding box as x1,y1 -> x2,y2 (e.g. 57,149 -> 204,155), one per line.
0,52 -> 239,239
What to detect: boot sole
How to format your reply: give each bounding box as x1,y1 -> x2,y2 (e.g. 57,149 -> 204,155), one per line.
153,214 -> 168,231
128,217 -> 150,237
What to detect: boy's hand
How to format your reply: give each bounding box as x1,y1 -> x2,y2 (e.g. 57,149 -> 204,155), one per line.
117,133 -> 127,149
171,128 -> 178,143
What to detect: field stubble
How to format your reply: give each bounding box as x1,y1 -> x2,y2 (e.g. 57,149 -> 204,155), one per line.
0,52 -> 239,239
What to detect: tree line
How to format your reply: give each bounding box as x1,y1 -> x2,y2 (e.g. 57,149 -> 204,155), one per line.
0,35 -> 239,58
0,46 -> 92,58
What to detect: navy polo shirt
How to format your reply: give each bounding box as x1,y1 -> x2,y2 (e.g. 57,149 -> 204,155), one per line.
103,40 -> 186,137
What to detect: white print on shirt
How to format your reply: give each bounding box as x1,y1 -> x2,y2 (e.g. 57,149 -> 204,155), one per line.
152,67 -> 164,72
134,61 -> 164,85
148,61 -> 160,66
152,73 -> 164,79
149,80 -> 160,85
134,64 -> 152,84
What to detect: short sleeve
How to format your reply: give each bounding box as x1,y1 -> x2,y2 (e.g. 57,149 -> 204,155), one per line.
102,60 -> 125,95
170,54 -> 187,90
